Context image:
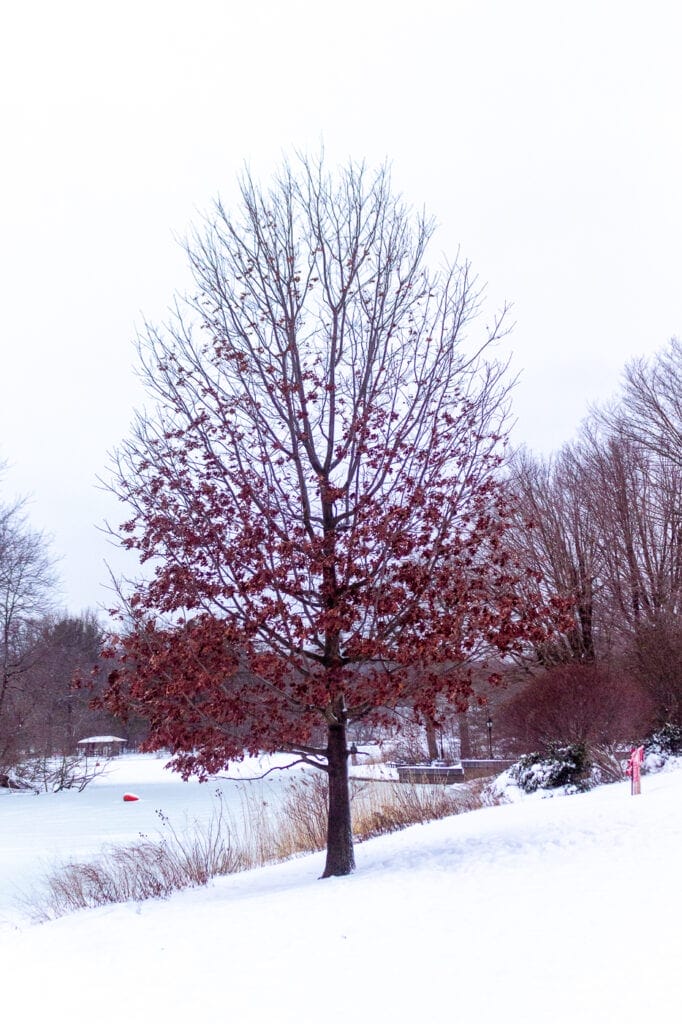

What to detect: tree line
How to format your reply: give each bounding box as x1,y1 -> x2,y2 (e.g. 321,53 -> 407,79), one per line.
498,339 -> 682,754
0,470 -> 122,778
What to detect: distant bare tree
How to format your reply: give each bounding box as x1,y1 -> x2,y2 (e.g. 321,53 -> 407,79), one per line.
583,433 -> 680,630
602,338 -> 682,467
0,481 -> 57,767
503,342 -> 682,733
510,416 -> 682,719
25,612 -> 111,755
509,446 -> 603,664
580,429 -> 682,721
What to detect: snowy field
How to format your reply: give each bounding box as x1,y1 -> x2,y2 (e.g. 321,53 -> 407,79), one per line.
1,754 -> 681,1022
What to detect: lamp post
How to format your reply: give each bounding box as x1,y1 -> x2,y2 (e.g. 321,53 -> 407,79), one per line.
486,716 -> 493,759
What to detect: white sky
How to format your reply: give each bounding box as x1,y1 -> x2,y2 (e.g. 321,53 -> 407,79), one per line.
1,0 -> 681,614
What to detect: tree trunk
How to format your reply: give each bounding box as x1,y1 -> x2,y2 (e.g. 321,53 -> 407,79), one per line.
424,714 -> 440,761
458,711 -> 472,759
321,721 -> 355,878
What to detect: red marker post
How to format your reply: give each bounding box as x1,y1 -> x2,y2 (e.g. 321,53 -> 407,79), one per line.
626,745 -> 644,795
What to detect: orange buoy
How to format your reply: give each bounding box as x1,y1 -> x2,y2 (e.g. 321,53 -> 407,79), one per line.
123,793 -> 140,802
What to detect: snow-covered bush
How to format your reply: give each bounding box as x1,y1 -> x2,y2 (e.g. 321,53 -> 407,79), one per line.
643,723 -> 682,773
647,723 -> 682,756
497,744 -> 594,798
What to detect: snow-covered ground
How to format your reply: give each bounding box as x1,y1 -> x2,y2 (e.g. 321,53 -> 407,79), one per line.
1,754 -> 680,1022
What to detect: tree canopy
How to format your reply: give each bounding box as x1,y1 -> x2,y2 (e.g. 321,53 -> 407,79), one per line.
104,156 -> 557,875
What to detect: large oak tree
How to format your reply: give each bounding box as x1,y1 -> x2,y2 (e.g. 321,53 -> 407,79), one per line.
104,157 -> 555,876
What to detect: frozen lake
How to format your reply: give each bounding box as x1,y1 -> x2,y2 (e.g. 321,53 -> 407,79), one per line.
0,753 -> 302,927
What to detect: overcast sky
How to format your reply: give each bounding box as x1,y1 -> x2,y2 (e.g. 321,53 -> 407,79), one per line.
1,1 -> 681,615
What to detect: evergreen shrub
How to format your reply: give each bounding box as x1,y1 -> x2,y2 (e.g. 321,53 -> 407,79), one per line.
647,723 -> 682,756
508,743 -> 593,794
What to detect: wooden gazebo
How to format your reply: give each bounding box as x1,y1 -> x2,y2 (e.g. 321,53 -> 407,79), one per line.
77,735 -> 128,758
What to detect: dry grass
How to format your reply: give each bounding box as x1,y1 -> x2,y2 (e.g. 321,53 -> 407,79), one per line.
28,795 -> 251,921
27,774 -> 491,921
350,778 -> 488,840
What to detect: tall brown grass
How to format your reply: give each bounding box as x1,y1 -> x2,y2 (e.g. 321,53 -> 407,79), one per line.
27,774 -> 490,922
